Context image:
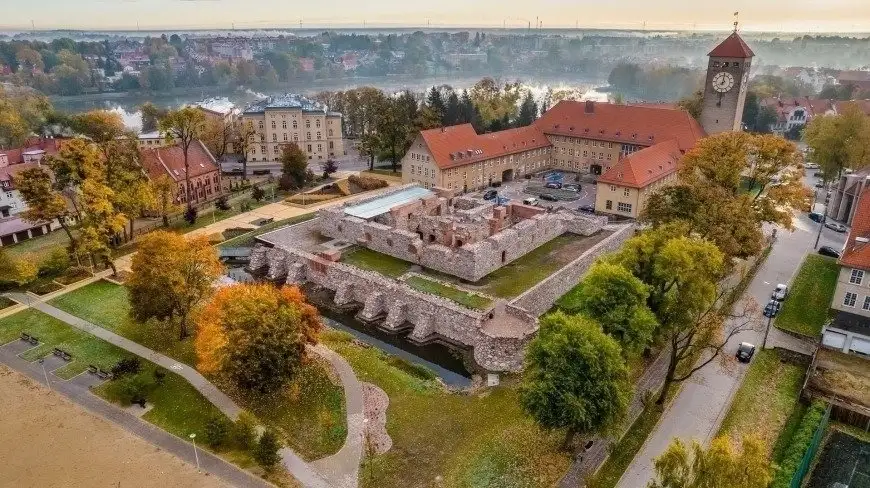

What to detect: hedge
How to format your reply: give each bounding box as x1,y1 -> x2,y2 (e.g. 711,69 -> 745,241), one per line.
770,400 -> 828,488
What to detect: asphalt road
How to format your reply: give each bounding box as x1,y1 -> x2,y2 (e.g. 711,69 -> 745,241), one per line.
471,172 -> 597,211
616,169 -> 847,487
220,147 -> 375,177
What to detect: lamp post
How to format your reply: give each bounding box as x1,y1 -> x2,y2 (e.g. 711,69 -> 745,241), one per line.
762,307 -> 773,349
189,433 -> 200,470
38,358 -> 50,391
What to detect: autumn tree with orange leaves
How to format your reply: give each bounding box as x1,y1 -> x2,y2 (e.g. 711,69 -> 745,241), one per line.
196,284 -> 322,394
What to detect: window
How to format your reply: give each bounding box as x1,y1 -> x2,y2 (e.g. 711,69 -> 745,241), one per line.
605,200 -> 613,210
844,292 -> 858,307
609,185 -> 616,191
316,120 -> 321,128
283,133 -> 288,141
258,121 -> 264,129
272,134 -> 277,142
293,120 -> 298,129
271,121 -> 276,129
851,269 -> 864,285
328,129 -> 333,137
329,141 -> 334,149
617,202 -> 633,213
294,134 -> 299,141
316,131 -> 321,139
307,132 -> 311,140
307,144 -> 312,152
864,296 -> 870,311
282,121 -> 287,129
260,145 -> 266,153
317,144 -> 322,152
623,188 -> 630,197
305,120 -> 310,128
583,150 -> 588,157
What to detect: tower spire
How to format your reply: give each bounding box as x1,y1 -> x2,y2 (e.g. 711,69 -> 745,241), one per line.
733,11 -> 739,32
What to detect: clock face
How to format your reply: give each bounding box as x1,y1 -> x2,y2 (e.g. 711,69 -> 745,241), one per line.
712,71 -> 735,93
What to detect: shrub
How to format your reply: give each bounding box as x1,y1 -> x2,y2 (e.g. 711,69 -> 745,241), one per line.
184,206 -> 198,224
153,369 -> 166,384
240,199 -> 252,212
348,174 -> 388,193
204,416 -> 230,448
321,159 -> 339,178
215,196 -> 231,211
251,185 -> 265,202
38,248 -> 71,278
231,412 -> 258,450
253,430 -> 282,469
116,374 -> 156,406
55,266 -> 92,285
111,357 -> 142,378
770,400 -> 828,488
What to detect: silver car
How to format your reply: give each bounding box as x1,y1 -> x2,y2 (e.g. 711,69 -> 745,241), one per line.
825,222 -> 847,233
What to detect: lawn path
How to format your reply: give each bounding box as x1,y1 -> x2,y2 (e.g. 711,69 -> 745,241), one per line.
4,292 -> 365,488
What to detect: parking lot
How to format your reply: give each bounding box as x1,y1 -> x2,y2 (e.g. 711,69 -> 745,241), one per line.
471,171 -> 598,211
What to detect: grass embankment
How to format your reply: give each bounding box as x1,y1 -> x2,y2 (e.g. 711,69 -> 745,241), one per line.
321,329 -> 571,488
48,279 -> 346,460
218,213 -> 316,248
718,349 -> 807,458
342,247 -> 413,278
775,255 -> 839,337
405,276 -> 492,310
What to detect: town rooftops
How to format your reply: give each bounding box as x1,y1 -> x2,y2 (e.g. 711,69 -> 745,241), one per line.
840,189 -> 870,270
192,97 -> 238,116
534,100 -> 705,152
708,31 -> 755,58
0,138 -> 65,167
597,139 -> 683,189
837,70 -> 870,83
243,93 -> 339,116
835,100 -> 870,117
138,140 -> 219,183
419,123 -> 550,170
343,186 -> 434,219
760,96 -> 833,122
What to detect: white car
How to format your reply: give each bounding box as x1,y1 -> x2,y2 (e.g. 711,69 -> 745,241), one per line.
825,222 -> 848,233
772,284 -> 789,302
805,163 -> 819,170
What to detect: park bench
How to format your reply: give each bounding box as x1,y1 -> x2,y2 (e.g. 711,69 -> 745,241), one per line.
20,332 -> 39,345
96,368 -> 113,380
87,364 -> 99,375
52,348 -> 72,362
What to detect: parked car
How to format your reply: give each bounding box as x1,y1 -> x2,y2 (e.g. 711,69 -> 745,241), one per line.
736,342 -> 756,363
540,194 -> 558,202
522,197 -> 538,206
578,205 -> 596,214
763,300 -> 782,318
815,182 -> 827,188
544,182 -> 562,189
772,283 -> 789,301
805,163 -> 820,169
563,184 -> 580,192
483,189 -> 498,200
809,212 -> 825,223
818,246 -> 842,258
825,222 -> 848,233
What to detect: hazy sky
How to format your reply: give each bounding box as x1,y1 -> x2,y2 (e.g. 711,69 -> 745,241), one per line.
2,0 -> 869,32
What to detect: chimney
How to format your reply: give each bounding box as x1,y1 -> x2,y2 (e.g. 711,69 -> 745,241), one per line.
585,100 -> 595,113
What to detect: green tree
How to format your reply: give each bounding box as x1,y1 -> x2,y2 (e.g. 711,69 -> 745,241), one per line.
515,90 -> 539,127
140,101 -> 168,133
253,430 -> 282,470
204,416 -> 230,448
232,412 -> 258,450
426,86 -> 447,122
805,104 -> 870,181
278,143 -> 310,189
159,107 -> 206,211
677,90 -> 703,120
649,435 -> 772,488
520,311 -> 631,450
16,166 -> 77,246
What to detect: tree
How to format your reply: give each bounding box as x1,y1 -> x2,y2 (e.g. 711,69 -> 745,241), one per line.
251,185 -> 265,202
649,435 -> 772,488
16,166 -> 77,246
159,107 -> 205,211
321,159 -> 338,178
278,143 -> 310,189
150,174 -> 180,226
77,178 -> 127,275
204,416 -> 230,448
195,284 -> 322,394
469,78 -> 520,128
520,311 -> 631,450
444,90 -> 462,126
515,90 -> 539,127
0,248 -> 37,286
561,262 -> 658,355
231,120 -> 258,181
426,86 -> 447,122
677,90 -> 703,120
358,132 -> 381,171
805,104 -> 870,182
140,101 -> 168,133
201,116 -> 231,161
611,226 -> 756,404
127,231 -> 223,340
253,430 -> 282,470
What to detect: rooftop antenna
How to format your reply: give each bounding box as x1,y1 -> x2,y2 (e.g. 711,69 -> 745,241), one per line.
733,11 -> 740,32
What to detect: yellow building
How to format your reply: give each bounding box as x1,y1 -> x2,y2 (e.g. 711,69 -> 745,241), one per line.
240,94 -> 345,164
594,139 -> 683,218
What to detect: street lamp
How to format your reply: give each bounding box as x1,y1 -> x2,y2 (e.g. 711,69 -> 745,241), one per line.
189,433 -> 200,470
38,358 -> 50,391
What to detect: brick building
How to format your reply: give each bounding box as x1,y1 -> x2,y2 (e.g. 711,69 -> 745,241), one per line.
139,140 -> 223,206
595,139 -> 683,218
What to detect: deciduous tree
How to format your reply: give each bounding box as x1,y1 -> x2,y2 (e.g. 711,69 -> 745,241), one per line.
16,166 -> 77,246
649,435 -> 772,488
127,231 -> 223,339
150,174 -> 180,226
195,284 -> 321,394
159,107 -> 205,211
0,248 -> 37,286
520,311 -> 631,450
805,104 -> 870,181
278,143 -> 310,189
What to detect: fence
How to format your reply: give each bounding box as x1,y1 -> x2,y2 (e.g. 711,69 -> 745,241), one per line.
789,403 -> 832,488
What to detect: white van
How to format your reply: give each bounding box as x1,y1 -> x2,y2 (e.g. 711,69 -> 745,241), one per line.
523,197 -> 538,206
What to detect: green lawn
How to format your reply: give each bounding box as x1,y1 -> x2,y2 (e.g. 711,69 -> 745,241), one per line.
218,213 -> 316,248
775,255 -> 839,337
0,296 -> 15,310
718,349 -> 807,458
405,276 -> 492,310
51,279 -> 347,460
321,330 -> 570,488
586,403 -> 665,488
342,247 -> 414,278
4,227 -> 75,261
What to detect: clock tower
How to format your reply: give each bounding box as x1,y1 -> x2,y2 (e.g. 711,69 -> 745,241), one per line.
699,29 -> 754,135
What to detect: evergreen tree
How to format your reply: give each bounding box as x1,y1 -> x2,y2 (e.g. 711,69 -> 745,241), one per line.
458,90 -> 483,132
515,91 -> 539,127
426,86 -> 447,123
445,90 -> 461,126
253,430 -> 282,469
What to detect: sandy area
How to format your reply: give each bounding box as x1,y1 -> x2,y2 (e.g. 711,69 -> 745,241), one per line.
0,364 -> 228,488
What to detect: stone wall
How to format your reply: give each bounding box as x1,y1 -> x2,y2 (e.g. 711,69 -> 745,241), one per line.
511,223 -> 636,316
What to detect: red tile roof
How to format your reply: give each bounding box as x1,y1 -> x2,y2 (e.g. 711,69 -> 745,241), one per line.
419,123 -> 550,170
760,97 -> 833,122
835,100 -> 870,117
838,70 -> 870,83
841,189 -> 870,270
535,100 -> 705,152
597,140 -> 682,189
0,161 -> 41,184
708,32 -> 755,58
0,138 -> 65,166
139,140 -> 219,182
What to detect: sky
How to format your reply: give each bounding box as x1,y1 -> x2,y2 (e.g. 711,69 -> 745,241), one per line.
1,0 -> 869,32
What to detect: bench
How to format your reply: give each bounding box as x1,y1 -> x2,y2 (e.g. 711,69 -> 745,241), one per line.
20,333 -> 39,345
87,364 -> 99,375
52,348 -> 73,362
96,368 -> 113,380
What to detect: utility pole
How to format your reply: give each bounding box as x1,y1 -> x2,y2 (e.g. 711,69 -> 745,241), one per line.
762,311 -> 773,348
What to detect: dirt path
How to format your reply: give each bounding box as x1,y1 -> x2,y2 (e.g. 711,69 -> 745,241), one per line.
0,364 -> 228,488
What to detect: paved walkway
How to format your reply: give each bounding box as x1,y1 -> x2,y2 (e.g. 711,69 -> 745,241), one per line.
4,294 -> 367,488
0,340 -> 272,488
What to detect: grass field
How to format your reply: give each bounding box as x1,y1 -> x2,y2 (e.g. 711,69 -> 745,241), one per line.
775,255 -> 839,337
342,247 -> 413,278
718,349 -> 807,458
4,227 -> 75,261
405,276 -> 492,310
218,213 -> 316,248
321,330 -> 570,488
50,279 -> 347,460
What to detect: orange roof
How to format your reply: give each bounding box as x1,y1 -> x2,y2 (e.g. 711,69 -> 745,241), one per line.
419,124 -> 550,170
139,140 -> 219,182
708,32 -> 755,58
841,189 -> 870,270
535,100 -> 705,152
760,96 -> 833,122
597,140 -> 682,189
